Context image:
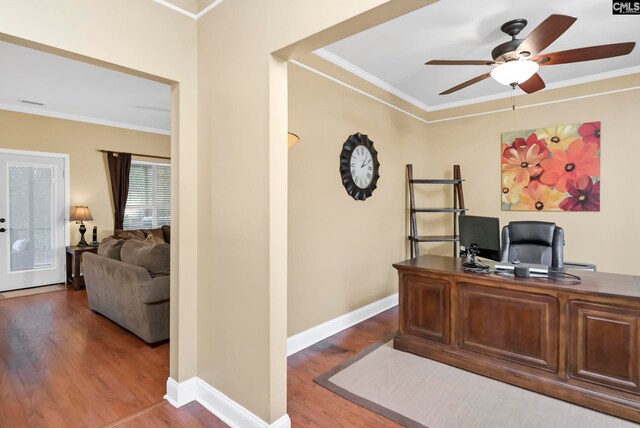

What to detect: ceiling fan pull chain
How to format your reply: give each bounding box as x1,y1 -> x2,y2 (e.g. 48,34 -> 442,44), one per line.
511,83 -> 516,110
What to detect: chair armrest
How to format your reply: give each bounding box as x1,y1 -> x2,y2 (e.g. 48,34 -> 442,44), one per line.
139,275 -> 170,304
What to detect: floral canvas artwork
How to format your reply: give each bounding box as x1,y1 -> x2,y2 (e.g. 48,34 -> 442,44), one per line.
501,122 -> 600,211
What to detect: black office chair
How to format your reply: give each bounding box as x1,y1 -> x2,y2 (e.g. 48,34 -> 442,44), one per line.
500,221 -> 564,268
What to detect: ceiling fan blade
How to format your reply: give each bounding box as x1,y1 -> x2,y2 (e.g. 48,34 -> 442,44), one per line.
439,73 -> 492,95
517,14 -> 577,58
426,60 -> 495,66
533,42 -> 636,65
518,73 -> 546,94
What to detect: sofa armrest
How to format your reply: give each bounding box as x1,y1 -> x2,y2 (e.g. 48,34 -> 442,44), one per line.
139,275 -> 170,304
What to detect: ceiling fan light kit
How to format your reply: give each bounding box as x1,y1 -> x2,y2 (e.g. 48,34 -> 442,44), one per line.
425,14 -> 636,96
490,60 -> 539,86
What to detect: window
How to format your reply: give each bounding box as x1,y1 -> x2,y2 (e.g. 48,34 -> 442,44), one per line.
123,161 -> 171,230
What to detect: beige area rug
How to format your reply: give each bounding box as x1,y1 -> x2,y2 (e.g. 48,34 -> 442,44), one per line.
0,284 -> 66,300
315,337 -> 637,428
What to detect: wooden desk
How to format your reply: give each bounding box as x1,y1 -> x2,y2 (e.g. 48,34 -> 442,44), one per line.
66,246 -> 98,290
393,255 -> 640,423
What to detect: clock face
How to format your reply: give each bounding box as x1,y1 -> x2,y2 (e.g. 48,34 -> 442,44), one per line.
339,133 -> 380,201
350,146 -> 374,189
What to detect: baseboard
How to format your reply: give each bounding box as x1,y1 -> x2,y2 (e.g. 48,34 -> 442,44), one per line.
165,377 -> 291,428
287,293 -> 399,356
164,294 -> 397,425
165,377 -> 199,408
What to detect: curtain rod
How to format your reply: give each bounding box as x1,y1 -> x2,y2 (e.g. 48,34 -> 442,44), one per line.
98,149 -> 170,160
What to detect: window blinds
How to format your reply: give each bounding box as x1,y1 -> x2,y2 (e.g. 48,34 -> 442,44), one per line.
123,161 -> 171,230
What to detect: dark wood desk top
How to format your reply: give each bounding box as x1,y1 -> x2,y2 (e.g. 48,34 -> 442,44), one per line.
393,255 -> 640,300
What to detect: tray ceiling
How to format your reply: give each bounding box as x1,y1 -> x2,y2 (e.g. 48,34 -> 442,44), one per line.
320,0 -> 640,111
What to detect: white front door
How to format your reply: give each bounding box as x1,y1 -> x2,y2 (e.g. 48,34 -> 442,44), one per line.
0,152 -> 66,292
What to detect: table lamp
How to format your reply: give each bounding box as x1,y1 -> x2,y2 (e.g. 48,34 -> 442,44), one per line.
71,205 -> 93,247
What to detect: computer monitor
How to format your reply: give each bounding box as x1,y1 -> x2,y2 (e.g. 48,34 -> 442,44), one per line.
459,215 -> 501,262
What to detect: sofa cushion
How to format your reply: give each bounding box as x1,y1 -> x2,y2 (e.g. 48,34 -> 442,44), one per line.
114,229 -> 146,241
144,228 -> 166,243
114,228 -> 166,243
145,233 -> 165,245
98,237 -> 125,260
161,225 -> 171,244
121,239 -> 170,276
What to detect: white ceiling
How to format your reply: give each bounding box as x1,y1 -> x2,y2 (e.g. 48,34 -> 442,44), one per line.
321,0 -> 640,110
0,41 -> 171,134
2,1 -> 637,131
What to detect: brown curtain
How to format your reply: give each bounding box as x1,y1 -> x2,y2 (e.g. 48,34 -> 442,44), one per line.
107,151 -> 132,230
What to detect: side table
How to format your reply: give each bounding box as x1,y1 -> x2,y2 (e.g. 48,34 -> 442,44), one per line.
66,245 -> 98,290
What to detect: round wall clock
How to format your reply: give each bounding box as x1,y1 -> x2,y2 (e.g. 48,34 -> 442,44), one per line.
339,132 -> 380,201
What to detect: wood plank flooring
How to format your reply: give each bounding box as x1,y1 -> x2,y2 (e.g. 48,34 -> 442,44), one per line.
108,401 -> 227,427
0,289 -> 224,427
0,287 -> 399,427
287,306 -> 400,427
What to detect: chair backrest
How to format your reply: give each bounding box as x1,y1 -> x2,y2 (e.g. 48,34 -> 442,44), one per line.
500,221 -> 564,268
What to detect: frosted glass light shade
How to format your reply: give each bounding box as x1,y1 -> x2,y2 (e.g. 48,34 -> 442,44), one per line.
490,60 -> 540,85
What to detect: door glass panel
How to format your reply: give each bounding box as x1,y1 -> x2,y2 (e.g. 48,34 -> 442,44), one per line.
9,164 -> 55,272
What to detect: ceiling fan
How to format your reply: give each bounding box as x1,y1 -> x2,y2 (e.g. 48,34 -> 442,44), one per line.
425,14 -> 636,95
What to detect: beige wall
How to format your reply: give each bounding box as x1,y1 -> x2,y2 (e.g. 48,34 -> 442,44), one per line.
4,1 -> 636,425
1,0 -> 199,385
426,89 -> 640,275
0,110 -> 170,243
287,62 -> 429,336
1,0 -> 434,424
196,0 -> 433,422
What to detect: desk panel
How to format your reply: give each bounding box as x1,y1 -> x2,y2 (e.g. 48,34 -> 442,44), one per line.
394,255 -> 640,423
458,283 -> 559,372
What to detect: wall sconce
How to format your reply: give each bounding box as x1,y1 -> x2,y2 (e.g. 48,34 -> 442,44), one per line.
288,132 -> 300,148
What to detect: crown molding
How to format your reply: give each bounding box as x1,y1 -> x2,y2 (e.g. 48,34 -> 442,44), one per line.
291,60 -> 640,125
314,48 -> 640,113
0,103 -> 171,135
152,0 -> 225,20
314,48 -> 432,111
290,60 -> 429,125
196,0 -> 225,19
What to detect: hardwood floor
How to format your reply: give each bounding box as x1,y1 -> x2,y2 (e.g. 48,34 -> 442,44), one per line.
0,287 -> 398,427
108,401 -> 227,427
287,306 -> 401,427
0,289 -> 225,427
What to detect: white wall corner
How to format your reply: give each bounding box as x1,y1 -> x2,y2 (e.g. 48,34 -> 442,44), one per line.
286,293 -> 399,356
164,376 -> 199,408
165,377 -> 291,427
269,414 -> 292,428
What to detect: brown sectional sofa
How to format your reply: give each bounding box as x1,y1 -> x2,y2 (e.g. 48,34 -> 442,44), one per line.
82,226 -> 170,345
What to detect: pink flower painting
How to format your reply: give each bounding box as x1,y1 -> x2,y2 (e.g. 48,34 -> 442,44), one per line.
501,122 -> 601,212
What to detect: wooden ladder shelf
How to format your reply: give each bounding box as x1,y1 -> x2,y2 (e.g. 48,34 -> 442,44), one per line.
407,164 -> 467,258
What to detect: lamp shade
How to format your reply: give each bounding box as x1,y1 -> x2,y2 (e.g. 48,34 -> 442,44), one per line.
288,132 -> 300,148
490,60 -> 539,86
71,205 -> 93,222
